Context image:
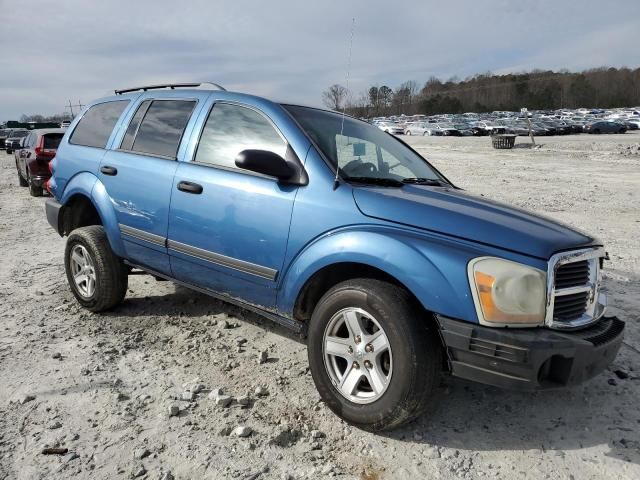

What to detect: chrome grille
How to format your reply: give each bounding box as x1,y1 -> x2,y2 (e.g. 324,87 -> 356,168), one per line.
546,248 -> 607,329
555,260 -> 590,289
553,291 -> 589,321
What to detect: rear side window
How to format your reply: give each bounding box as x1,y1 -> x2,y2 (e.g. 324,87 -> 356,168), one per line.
130,100 -> 196,158
43,133 -> 64,149
120,100 -> 151,151
70,101 -> 129,148
195,103 -> 286,169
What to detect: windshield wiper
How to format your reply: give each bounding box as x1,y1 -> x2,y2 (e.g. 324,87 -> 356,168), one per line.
401,177 -> 446,186
344,176 -> 404,187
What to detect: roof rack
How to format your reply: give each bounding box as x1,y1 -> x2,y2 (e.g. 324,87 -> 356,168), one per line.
114,82 -> 226,95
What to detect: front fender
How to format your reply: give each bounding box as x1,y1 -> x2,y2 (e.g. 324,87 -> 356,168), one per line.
276,226 -> 480,323
60,172 -> 125,257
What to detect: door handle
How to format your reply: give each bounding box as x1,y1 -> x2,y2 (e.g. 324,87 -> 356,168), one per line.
177,181 -> 203,194
100,166 -> 118,176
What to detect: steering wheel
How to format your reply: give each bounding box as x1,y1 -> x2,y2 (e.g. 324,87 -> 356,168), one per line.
342,159 -> 377,176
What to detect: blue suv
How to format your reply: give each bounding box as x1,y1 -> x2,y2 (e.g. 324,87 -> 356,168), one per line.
45,82 -> 624,430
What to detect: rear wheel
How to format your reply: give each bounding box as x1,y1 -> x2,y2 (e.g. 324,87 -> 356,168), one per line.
27,170 -> 43,197
307,278 -> 441,431
65,226 -> 128,312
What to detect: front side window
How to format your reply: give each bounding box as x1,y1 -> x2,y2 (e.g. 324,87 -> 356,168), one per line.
70,101 -> 129,148
284,105 -> 444,183
195,103 -> 286,169
130,100 -> 196,158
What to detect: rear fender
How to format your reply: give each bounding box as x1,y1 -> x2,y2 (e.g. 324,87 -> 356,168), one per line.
60,172 -> 125,257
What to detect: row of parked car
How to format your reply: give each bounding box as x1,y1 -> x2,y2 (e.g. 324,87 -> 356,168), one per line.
372,107 -> 640,137
0,127 -> 66,196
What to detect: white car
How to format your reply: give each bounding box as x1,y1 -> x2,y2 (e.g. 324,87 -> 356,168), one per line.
376,122 -> 404,135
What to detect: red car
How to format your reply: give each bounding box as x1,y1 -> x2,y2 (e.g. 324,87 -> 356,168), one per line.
16,128 -> 65,196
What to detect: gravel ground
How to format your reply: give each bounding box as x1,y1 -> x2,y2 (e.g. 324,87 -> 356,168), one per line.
0,132 -> 639,480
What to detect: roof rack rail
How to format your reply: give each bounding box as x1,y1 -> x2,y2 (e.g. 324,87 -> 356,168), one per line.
114,82 -> 226,95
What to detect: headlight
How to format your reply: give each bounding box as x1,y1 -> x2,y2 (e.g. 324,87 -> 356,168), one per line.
468,257 -> 546,327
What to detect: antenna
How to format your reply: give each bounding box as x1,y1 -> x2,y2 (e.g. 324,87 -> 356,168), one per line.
334,17 -> 355,190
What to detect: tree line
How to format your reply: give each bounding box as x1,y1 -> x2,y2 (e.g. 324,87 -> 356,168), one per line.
18,112 -> 72,123
322,66 -> 640,117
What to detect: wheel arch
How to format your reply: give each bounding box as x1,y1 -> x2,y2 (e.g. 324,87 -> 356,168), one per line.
277,229 -> 476,324
59,173 -> 125,257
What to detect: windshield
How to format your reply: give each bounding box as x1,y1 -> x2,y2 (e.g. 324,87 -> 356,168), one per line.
13,130 -> 29,138
284,105 -> 444,183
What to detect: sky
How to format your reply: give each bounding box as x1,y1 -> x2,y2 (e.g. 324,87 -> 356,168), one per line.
1,0 -> 639,120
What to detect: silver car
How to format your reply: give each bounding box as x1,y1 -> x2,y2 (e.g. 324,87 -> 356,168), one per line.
376,122 -> 404,135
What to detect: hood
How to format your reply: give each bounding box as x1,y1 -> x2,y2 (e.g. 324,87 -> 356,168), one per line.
352,185 -> 600,259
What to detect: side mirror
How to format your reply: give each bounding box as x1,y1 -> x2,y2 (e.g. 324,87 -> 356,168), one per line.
235,149 -> 295,182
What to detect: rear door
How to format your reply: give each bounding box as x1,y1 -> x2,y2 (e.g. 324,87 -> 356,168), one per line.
99,93 -> 206,274
18,133 -> 34,176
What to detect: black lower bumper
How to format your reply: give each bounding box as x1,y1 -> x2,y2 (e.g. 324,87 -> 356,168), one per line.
45,198 -> 63,236
438,315 -> 624,390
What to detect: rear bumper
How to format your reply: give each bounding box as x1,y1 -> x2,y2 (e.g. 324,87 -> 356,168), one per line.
45,198 -> 63,235
30,174 -> 50,187
438,315 -> 624,390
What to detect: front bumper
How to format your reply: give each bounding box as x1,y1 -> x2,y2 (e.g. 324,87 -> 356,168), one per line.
45,198 -> 63,236
438,315 -> 624,390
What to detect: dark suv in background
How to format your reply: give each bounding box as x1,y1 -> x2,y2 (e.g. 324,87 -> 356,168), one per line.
5,129 -> 30,154
16,128 -> 65,196
0,129 -> 11,150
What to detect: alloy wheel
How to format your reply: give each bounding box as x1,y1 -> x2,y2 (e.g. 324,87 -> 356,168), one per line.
70,244 -> 96,298
322,307 -> 392,404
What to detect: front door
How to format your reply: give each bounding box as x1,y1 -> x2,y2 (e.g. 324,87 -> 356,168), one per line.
99,97 -> 199,274
168,101 -> 299,309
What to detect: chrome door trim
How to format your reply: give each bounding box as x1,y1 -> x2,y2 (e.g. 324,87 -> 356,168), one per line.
167,239 -> 278,281
119,224 -> 167,247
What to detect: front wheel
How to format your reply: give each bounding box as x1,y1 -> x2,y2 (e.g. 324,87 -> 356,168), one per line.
64,226 -> 128,312
17,166 -> 27,187
307,279 -> 441,431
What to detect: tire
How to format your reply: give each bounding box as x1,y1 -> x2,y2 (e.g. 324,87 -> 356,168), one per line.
17,167 -> 27,187
406,130 -> 411,136
64,225 -> 128,312
593,129 -> 601,134
307,278 -> 441,431
6,149 -> 12,154
27,170 -> 43,197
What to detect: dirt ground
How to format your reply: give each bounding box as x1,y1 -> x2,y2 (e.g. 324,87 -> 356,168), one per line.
0,132 -> 639,480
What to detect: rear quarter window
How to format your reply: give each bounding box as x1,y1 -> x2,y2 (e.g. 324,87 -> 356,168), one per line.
69,101 -> 129,149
